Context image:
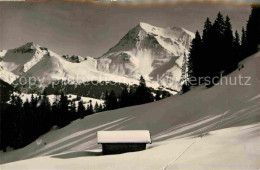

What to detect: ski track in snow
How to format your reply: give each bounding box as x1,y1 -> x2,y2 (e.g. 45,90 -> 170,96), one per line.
161,110 -> 229,170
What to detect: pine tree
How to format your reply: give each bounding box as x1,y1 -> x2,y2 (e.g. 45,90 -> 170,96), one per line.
202,17 -> 212,43
70,100 -> 76,120
87,100 -> 94,115
234,30 -> 241,63
201,18 -> 213,78
212,12 -> 225,75
42,93 -> 52,130
241,27 -> 246,47
52,98 -> 59,125
119,86 -> 129,107
9,94 -> 23,149
241,27 -> 247,60
22,98 -> 32,144
0,102 -> 10,152
244,4 -> 260,56
213,12 -> 226,35
57,92 -> 69,127
105,90 -> 118,110
99,104 -> 103,112
128,87 -> 135,106
94,102 -> 99,113
104,90 -> 109,111
223,15 -> 236,72
234,30 -> 240,47
188,31 -> 202,85
135,76 -> 154,104
77,100 -> 85,119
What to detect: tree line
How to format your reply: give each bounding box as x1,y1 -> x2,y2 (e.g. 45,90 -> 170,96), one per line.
104,76 -> 170,110
0,92 -> 98,151
185,4 -> 260,90
0,76 -> 169,151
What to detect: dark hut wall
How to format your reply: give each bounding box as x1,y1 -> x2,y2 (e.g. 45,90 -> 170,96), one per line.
102,143 -> 146,154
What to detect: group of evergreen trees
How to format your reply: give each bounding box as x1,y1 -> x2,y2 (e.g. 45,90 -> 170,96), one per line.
0,92 -> 102,151
104,76 -> 170,111
0,76 -> 169,151
187,4 -> 260,87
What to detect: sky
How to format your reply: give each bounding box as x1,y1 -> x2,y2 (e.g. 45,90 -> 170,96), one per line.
0,1 -> 251,57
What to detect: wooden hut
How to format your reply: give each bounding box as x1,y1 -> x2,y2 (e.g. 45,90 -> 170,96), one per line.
97,130 -> 152,154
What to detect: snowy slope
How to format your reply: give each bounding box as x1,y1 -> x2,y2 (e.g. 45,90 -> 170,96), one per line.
0,50 -> 7,58
0,66 -> 18,84
0,43 -> 47,74
2,124 -> 259,170
97,22 -> 194,90
1,51 -> 259,168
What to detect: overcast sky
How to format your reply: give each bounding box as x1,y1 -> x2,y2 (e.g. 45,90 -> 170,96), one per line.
0,1 -> 251,57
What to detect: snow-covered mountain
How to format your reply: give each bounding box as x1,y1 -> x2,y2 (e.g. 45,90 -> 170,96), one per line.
97,22 -> 194,89
0,42 -> 138,88
0,23 -> 194,91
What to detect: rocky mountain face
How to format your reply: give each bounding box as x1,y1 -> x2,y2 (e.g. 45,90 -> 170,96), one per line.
97,22 -> 194,89
0,22 -> 194,92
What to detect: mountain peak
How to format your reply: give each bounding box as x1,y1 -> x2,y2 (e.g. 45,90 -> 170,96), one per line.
13,42 -> 40,53
18,42 -> 39,49
12,42 -> 50,54
139,22 -> 152,28
138,22 -> 160,34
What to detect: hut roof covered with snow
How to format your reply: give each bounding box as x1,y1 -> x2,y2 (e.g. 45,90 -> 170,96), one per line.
97,130 -> 152,144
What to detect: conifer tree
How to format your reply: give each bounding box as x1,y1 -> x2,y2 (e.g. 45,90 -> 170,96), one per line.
188,31 -> 202,84
241,27 -> 247,60
223,15 -> 236,72
57,92 -> 69,127
234,30 -> 241,63
70,100 -> 76,120
77,100 -> 85,118
213,12 -> 226,35
211,12 -> 225,75
201,18 -> 213,78
119,86 -> 129,107
202,17 -> 212,43
94,102 -> 99,113
99,104 -> 103,112
105,90 -> 118,110
135,76 -> 154,104
87,100 -> 94,115
244,4 -> 260,56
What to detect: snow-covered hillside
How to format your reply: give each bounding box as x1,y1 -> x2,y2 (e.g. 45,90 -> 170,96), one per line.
97,22 -> 194,90
0,23 -> 194,91
0,66 -> 18,84
1,51 -> 259,169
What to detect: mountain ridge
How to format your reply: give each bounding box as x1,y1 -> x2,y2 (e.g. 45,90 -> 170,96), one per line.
0,22 -> 194,91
